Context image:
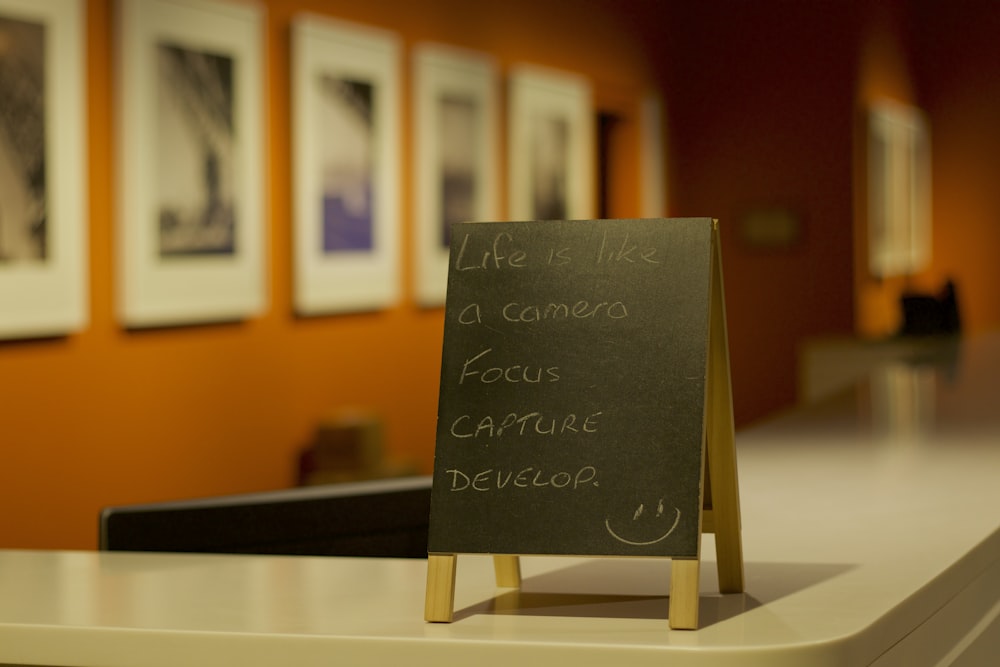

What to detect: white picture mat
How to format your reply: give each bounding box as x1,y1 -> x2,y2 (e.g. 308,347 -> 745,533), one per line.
117,0 -> 266,327
0,0 -> 86,339
507,65 -> 594,221
412,43 -> 498,307
867,100 -> 932,278
291,14 -> 400,315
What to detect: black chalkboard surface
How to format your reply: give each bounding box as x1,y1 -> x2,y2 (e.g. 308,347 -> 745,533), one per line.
428,218 -> 717,558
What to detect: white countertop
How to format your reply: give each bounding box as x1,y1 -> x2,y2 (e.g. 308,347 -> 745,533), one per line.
2,334 -> 999,666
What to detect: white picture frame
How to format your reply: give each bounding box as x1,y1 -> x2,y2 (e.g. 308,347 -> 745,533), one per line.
291,15 -> 400,315
412,43 -> 498,307
0,0 -> 86,340
867,100 -> 932,278
507,65 -> 594,221
117,0 -> 266,327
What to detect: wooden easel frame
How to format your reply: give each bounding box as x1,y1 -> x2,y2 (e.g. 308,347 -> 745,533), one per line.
425,223 -> 743,629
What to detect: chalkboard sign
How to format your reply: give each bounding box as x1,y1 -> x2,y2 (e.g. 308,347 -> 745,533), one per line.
427,218 -> 719,559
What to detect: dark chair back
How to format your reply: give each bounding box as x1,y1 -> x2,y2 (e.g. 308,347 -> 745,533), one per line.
99,476 -> 432,558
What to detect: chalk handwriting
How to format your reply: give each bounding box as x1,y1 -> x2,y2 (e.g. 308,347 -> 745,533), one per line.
459,347 -> 559,384
454,232 -> 527,271
445,466 -> 599,491
452,229 -> 663,270
457,301 -> 629,325
501,300 -> 628,322
547,247 -> 572,265
449,411 -> 602,439
595,230 -> 661,265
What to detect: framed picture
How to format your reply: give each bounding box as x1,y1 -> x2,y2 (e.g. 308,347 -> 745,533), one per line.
117,0 -> 266,327
507,65 -> 594,221
867,100 -> 931,278
0,0 -> 86,340
291,15 -> 400,315
412,43 -> 498,307
639,92 -> 667,218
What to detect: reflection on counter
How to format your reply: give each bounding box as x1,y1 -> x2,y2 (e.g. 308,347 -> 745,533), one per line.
868,361 -> 937,440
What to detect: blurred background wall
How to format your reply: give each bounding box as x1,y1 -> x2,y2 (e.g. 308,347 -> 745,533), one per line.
1,0 -> 998,549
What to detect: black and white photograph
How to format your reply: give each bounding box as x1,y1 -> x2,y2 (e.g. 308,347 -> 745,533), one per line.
412,43 -> 497,306
317,74 -> 375,253
117,0 -> 264,328
507,65 -> 593,222
530,112 -> 569,220
0,0 -> 86,341
0,14 -> 46,263
292,15 -> 400,315
438,93 -> 478,247
156,42 -> 236,257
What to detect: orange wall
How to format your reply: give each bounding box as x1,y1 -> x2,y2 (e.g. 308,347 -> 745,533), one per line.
0,0 -> 654,549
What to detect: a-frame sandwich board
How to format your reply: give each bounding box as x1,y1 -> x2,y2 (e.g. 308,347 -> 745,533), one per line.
424,218 -> 743,629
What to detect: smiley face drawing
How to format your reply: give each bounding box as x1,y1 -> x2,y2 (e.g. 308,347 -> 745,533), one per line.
605,497 -> 682,546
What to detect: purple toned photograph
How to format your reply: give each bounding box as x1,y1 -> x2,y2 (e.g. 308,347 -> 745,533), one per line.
318,75 -> 374,252
0,14 -> 46,263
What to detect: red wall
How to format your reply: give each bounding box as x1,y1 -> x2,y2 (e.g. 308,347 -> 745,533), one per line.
654,3 -> 860,425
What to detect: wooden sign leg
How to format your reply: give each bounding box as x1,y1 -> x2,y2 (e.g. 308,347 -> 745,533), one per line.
425,554 -> 457,622
493,555 -> 521,587
708,443 -> 743,594
707,225 -> 745,595
668,558 -> 701,629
